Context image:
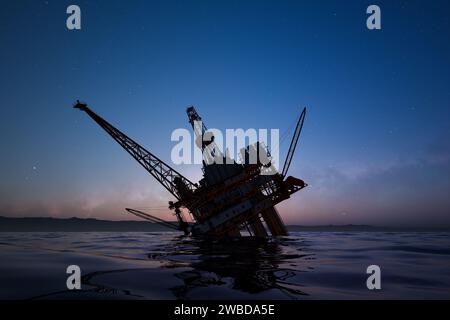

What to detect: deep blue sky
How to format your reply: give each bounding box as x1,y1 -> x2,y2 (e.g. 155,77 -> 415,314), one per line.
1,0 -> 449,226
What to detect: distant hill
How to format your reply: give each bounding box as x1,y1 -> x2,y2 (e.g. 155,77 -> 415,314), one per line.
1,217 -> 449,233
0,216 -> 174,232
286,224 -> 450,232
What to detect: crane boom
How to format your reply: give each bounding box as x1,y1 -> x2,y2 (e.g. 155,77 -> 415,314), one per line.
74,101 -> 196,200
186,106 -> 223,162
281,107 -> 306,178
125,208 -> 180,230
186,106 -> 207,138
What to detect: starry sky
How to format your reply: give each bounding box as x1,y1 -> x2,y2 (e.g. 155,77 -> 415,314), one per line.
0,0 -> 449,226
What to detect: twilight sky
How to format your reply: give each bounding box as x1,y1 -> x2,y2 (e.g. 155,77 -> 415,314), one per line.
0,0 -> 449,226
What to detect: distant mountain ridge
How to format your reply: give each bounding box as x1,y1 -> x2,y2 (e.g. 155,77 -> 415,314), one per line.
0,216 -> 173,232
287,224 -> 450,232
0,216 -> 449,232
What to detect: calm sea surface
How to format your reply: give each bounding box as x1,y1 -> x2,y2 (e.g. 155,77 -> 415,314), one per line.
0,232 -> 449,299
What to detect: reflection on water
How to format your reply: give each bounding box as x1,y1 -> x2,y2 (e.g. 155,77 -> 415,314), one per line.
0,232 -> 449,299
161,237 -> 310,299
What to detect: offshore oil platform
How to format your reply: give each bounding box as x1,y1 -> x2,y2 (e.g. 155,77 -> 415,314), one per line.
74,101 -> 307,238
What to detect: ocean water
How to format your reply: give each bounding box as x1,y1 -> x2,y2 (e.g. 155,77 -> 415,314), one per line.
0,231 -> 449,300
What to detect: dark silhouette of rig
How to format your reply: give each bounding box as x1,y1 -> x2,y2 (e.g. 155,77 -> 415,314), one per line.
74,101 -> 307,238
